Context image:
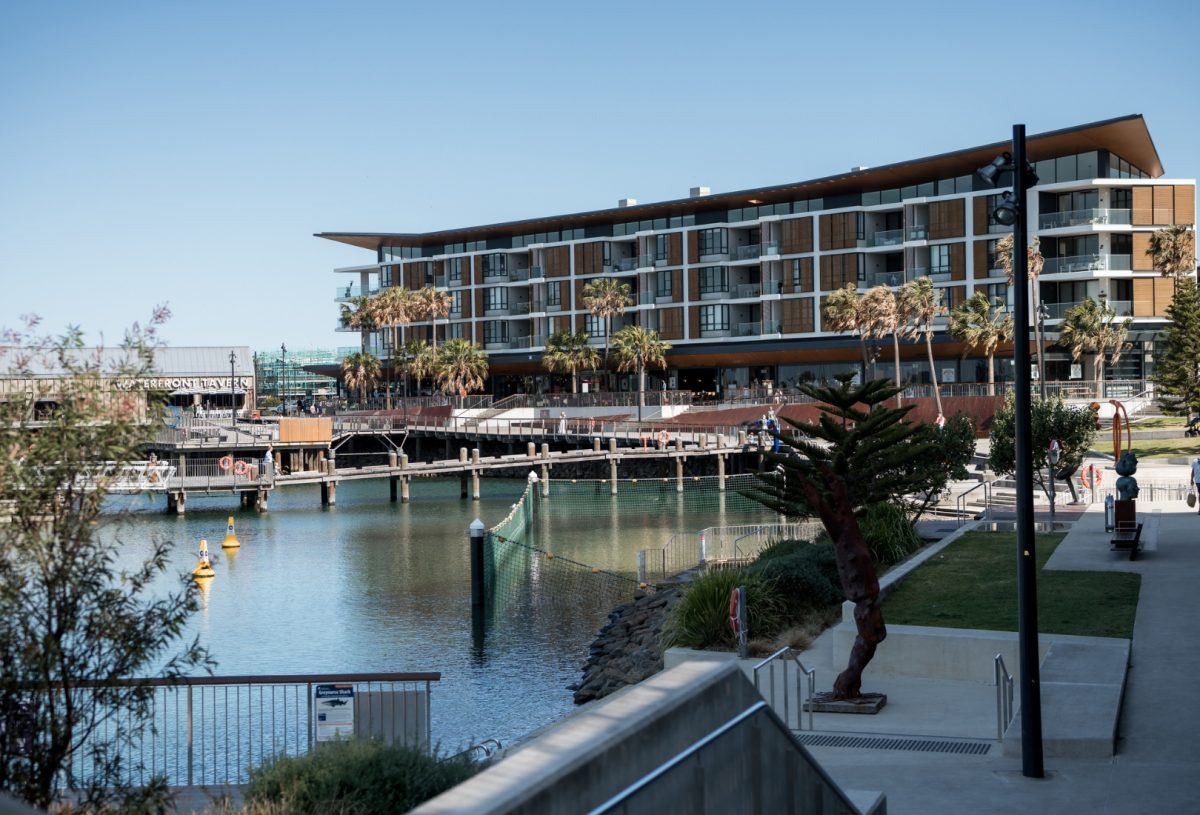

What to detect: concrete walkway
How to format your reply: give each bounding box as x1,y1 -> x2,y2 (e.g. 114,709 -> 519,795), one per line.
805,499 -> 1200,813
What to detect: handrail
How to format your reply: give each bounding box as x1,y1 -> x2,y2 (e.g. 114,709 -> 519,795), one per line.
994,654 -> 1014,741
445,738 -> 502,763
753,647 -> 816,731
955,480 -> 992,526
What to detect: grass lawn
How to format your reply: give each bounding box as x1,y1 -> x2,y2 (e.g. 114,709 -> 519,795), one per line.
884,531 -> 1140,639
1114,436 -> 1200,459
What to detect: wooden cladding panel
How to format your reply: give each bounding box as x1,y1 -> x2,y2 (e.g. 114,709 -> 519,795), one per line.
576,243 -> 605,276
779,217 -> 814,254
783,258 -> 815,294
688,306 -> 701,339
1131,187 -> 1153,225
929,200 -> 965,240
1132,232 -> 1154,271
949,242 -> 966,281
574,278 -> 587,307
668,233 -> 683,266
688,268 -> 700,301
460,291 -> 472,318
474,289 -> 484,321
671,270 -> 682,302
545,246 -> 570,277
1176,185 -> 1196,225
658,307 -> 683,340
780,298 -> 814,334
687,231 -> 699,264
973,240 -> 987,278
472,256 -> 484,285
819,253 -> 857,291
1132,278 -> 1154,315
1153,279 -> 1173,315
973,196 -> 988,236
1154,186 -> 1175,225
819,213 -> 858,251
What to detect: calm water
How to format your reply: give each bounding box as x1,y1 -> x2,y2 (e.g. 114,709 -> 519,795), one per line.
104,476 -> 771,750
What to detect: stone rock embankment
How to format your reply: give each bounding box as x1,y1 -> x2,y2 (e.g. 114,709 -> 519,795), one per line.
570,587 -> 683,704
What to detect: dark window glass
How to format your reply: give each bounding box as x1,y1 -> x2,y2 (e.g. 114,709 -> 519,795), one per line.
699,266 -> 728,294
698,228 -> 728,256
700,304 -> 730,332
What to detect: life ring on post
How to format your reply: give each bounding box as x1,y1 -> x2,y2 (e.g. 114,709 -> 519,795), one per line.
1080,464 -> 1103,489
728,589 -> 741,636
658,430 -> 670,447
219,455 -> 234,472
234,460 -> 248,476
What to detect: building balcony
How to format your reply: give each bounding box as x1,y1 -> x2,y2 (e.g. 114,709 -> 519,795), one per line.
638,254 -> 655,269
510,267 -> 532,281
1042,254 -> 1131,275
529,265 -> 545,279
868,270 -> 907,287
484,269 -> 509,281
700,328 -> 732,339
615,257 -> 639,272
529,300 -> 547,314
906,226 -> 929,241
700,287 -> 728,301
731,283 -> 761,299
868,229 -> 904,247
761,241 -> 780,257
1042,299 -> 1134,320
732,244 -> 761,262
762,280 -> 782,295
736,320 -> 781,337
1038,208 -> 1132,230
435,275 -> 447,287
512,334 -> 549,349
484,340 -> 512,351
509,302 -> 532,316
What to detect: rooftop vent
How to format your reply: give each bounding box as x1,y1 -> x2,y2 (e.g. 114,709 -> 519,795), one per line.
618,198 -> 638,208
690,186 -> 711,198
850,166 -> 869,172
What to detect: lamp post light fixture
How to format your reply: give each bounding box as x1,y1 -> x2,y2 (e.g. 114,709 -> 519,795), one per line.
976,124 -> 1044,779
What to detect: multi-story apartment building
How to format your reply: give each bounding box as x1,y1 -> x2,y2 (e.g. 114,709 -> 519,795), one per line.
319,115 -> 1195,397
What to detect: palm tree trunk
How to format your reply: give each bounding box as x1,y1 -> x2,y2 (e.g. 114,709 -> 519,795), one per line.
987,351 -> 995,396
1096,353 -> 1105,398
892,333 -> 902,405
638,364 -> 646,408
858,337 -> 870,383
571,367 -> 578,394
925,328 -> 943,415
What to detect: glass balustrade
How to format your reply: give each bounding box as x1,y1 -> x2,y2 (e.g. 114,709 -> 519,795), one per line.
1038,208 -> 1132,230
870,229 -> 904,247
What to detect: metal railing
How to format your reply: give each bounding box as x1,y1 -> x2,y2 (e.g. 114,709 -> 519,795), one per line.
1038,208 -> 1131,230
64,672 -> 438,788
638,521 -> 822,582
995,655 -> 1014,741
955,480 -> 992,525
754,647 -> 816,731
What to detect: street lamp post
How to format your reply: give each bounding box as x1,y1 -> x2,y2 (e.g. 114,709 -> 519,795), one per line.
977,125 -> 1044,779
280,343 -> 287,415
229,350 -> 237,423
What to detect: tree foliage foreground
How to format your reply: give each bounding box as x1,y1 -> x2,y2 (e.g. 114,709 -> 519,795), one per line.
0,311 -> 211,810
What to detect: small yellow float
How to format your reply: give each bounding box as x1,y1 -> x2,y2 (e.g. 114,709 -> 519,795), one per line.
192,539 -> 215,579
222,516 -> 240,549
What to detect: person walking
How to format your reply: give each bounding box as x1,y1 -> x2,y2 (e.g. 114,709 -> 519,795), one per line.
1191,456 -> 1200,514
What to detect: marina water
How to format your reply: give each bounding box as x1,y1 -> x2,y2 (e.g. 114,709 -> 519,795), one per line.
106,477 -> 773,750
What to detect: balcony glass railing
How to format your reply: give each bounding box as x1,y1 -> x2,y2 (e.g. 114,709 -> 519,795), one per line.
484,269 -> 509,281
1042,254 -> 1131,274
733,244 -> 761,261
736,320 -> 781,337
1038,208 -> 1132,230
762,241 -> 780,256
529,300 -> 547,313
509,302 -> 532,315
638,254 -> 655,268
530,265 -> 545,279
335,285 -> 366,300
435,275 -> 447,287
1043,299 -> 1134,319
640,291 -> 656,305
868,271 -> 906,287
762,280 -> 782,295
616,258 -> 639,271
733,283 -> 761,299
906,226 -> 929,241
869,229 -> 904,247
511,334 -> 548,349
510,267 -> 531,281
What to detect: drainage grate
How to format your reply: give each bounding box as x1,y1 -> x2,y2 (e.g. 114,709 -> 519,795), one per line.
795,733 -> 991,756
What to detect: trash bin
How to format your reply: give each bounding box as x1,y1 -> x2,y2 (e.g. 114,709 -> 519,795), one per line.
1104,494 -> 1115,533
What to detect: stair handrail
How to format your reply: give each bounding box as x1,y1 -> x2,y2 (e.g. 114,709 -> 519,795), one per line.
753,647 -> 816,731
955,479 -> 993,526
994,653 -> 1014,741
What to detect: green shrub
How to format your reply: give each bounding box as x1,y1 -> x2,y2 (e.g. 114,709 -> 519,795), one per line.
745,541 -> 842,616
858,502 -> 923,568
665,570 -> 787,649
244,739 -> 477,815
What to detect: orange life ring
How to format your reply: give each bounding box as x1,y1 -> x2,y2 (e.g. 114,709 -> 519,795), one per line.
1080,464 -> 1103,489
234,460 -> 248,476
728,589 -> 741,636
658,430 -> 670,447
219,455 -> 234,472
640,433 -> 649,449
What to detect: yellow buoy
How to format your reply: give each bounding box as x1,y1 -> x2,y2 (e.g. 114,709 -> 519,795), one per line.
192,539 -> 215,579
222,516 -> 240,549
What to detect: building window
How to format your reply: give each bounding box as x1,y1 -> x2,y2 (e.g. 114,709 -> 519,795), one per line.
698,228 -> 728,257
699,266 -> 728,294
449,291 -> 463,315
483,254 -> 507,278
603,242 -> 612,267
655,234 -> 670,262
585,315 -> 606,337
986,283 -> 1008,307
700,304 -> 730,332
483,321 -> 508,344
447,258 -> 463,283
448,322 -> 465,339
930,245 -> 951,277
546,280 -> 562,307
485,287 -> 508,312
656,270 -> 672,297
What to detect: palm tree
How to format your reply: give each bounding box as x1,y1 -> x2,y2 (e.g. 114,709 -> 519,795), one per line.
1059,298 -> 1133,397
899,277 -> 946,416
339,295 -> 380,353
1148,225 -> 1196,297
611,325 -> 671,420
372,287 -> 414,409
859,286 -> 904,397
823,283 -> 871,378
997,233 -> 1047,384
402,338 -> 436,397
341,351 -> 381,406
582,278 -> 633,388
435,338 -> 489,397
543,329 -> 600,394
948,292 -> 1014,395
413,285 -> 454,352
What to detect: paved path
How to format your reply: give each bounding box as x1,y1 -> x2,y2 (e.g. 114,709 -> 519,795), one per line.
805,499 -> 1200,813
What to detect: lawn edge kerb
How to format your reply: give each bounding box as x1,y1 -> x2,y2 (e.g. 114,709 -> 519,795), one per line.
882,529 -> 1141,640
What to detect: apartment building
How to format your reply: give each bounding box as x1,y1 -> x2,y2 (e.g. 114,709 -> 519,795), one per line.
318,114 -> 1195,397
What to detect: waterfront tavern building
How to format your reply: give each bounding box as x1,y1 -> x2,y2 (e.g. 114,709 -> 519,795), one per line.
318,115 -> 1195,398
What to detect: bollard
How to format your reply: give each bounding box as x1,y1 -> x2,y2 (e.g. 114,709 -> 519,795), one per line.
400,475 -> 410,503
471,448 -> 480,465
718,454 -> 726,491
528,441 -> 536,457
610,458 -> 618,495
593,438 -> 601,452
676,457 -> 684,493
469,519 -> 486,608
400,452 -> 409,469
388,450 -> 397,468
460,447 -> 468,464
738,430 -> 747,446
541,443 -> 549,459
471,469 -> 480,501
675,438 -> 683,452
608,438 -> 617,454
541,463 -> 550,497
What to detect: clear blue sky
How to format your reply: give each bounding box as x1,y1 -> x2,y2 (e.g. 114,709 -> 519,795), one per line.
2,0 -> 1197,353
